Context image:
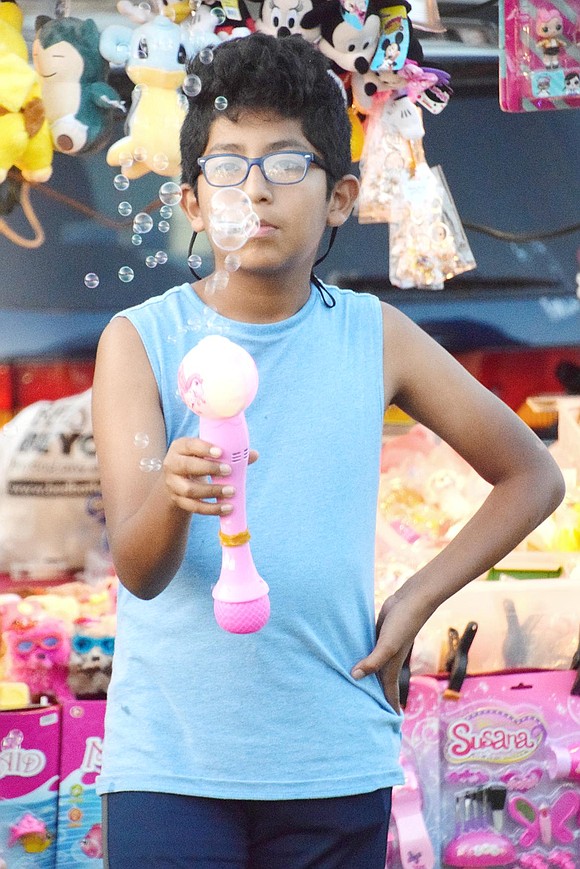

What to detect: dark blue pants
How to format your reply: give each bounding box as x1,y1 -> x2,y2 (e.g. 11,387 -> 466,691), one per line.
102,788 -> 392,868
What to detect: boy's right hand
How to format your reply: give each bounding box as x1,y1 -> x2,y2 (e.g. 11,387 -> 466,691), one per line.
162,437 -> 258,516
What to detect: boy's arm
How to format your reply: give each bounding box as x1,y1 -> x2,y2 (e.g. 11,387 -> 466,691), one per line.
352,303 -> 565,708
92,317 -> 237,599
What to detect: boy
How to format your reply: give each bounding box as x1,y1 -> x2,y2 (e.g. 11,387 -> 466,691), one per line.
92,33 -> 564,868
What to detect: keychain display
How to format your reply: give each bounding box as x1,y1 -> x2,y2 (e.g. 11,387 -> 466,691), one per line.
499,0 -> 580,111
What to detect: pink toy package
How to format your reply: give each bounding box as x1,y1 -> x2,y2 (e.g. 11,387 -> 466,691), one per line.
499,0 -> 580,111
387,677 -> 441,869
56,700 -> 106,868
0,704 -> 61,869
439,670 -> 580,869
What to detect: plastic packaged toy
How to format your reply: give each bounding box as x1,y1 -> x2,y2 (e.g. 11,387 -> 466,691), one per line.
499,0 -> 580,111
439,670 -> 580,869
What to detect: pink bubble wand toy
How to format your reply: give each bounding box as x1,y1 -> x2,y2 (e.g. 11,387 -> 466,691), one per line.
178,335 -> 270,634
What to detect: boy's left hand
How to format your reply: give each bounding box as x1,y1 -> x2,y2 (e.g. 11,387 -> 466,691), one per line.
351,592 -> 427,714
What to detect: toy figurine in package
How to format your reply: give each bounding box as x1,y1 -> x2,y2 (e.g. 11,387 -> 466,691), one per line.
439,670 -> 580,869
0,704 -> 60,869
56,700 -> 106,868
499,0 -> 580,111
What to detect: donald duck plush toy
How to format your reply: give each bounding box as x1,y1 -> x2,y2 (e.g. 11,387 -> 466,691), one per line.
0,0 -> 53,184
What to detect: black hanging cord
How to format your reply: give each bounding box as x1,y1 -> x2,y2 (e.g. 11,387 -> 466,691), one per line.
187,226 -> 339,308
187,230 -> 201,280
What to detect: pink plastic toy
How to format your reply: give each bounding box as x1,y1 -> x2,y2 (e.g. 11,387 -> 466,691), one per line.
178,335 -> 270,634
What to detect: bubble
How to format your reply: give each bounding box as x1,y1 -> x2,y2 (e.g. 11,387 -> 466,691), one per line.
118,201 -> 132,217
152,152 -> 169,172
133,146 -> 147,162
211,187 -> 254,220
188,254 -> 202,270
211,6 -> 226,23
205,270 -> 229,296
183,74 -> 202,97
84,272 -> 99,289
118,266 -> 135,283
139,457 -> 163,472
224,253 -> 241,272
145,255 -> 158,269
199,47 -> 214,65
131,233 -> 143,246
214,95 -> 228,111
133,432 -> 150,448
119,152 -> 134,170
244,212 -> 261,238
155,250 -> 168,264
133,212 -> 154,234
138,1 -> 152,13
213,271 -> 229,290
159,181 -> 182,206
158,220 -> 170,233
159,205 -> 173,219
113,174 -> 129,191
209,187 -> 256,251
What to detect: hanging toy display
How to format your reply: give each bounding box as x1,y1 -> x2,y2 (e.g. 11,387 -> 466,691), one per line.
178,336 -> 270,635
99,14 -> 190,178
0,0 -> 53,185
32,15 -> 125,156
499,0 -> 580,111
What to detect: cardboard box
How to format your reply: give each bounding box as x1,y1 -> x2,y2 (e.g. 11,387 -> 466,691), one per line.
56,701 -> 105,868
0,704 -> 61,868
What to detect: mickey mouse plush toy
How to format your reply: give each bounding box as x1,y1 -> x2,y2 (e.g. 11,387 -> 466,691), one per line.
300,0 -> 380,75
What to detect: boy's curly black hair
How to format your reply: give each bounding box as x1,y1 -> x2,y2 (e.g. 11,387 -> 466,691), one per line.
179,33 -> 352,196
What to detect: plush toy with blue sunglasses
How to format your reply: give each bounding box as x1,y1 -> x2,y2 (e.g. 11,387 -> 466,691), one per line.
68,615 -> 116,700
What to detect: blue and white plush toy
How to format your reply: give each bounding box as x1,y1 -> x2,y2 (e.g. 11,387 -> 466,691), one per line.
33,16 -> 125,155
99,15 -> 189,178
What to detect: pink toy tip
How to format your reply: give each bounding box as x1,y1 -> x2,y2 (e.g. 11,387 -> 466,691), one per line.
214,595 -> 270,634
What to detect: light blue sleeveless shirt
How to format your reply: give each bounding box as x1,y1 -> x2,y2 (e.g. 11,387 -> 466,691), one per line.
96,281 -> 404,799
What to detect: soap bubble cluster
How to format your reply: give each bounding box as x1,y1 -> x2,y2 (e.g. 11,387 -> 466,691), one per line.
209,188 -> 260,252
139,457 -> 163,473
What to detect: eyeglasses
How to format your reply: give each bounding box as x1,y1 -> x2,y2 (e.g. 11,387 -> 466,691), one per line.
197,151 -> 327,187
72,635 -> 115,656
16,635 -> 61,655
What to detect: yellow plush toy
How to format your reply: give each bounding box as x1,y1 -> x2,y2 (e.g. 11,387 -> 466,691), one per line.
0,0 -> 53,184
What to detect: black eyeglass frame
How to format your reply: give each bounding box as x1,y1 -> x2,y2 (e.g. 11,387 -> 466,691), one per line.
196,150 -> 328,187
